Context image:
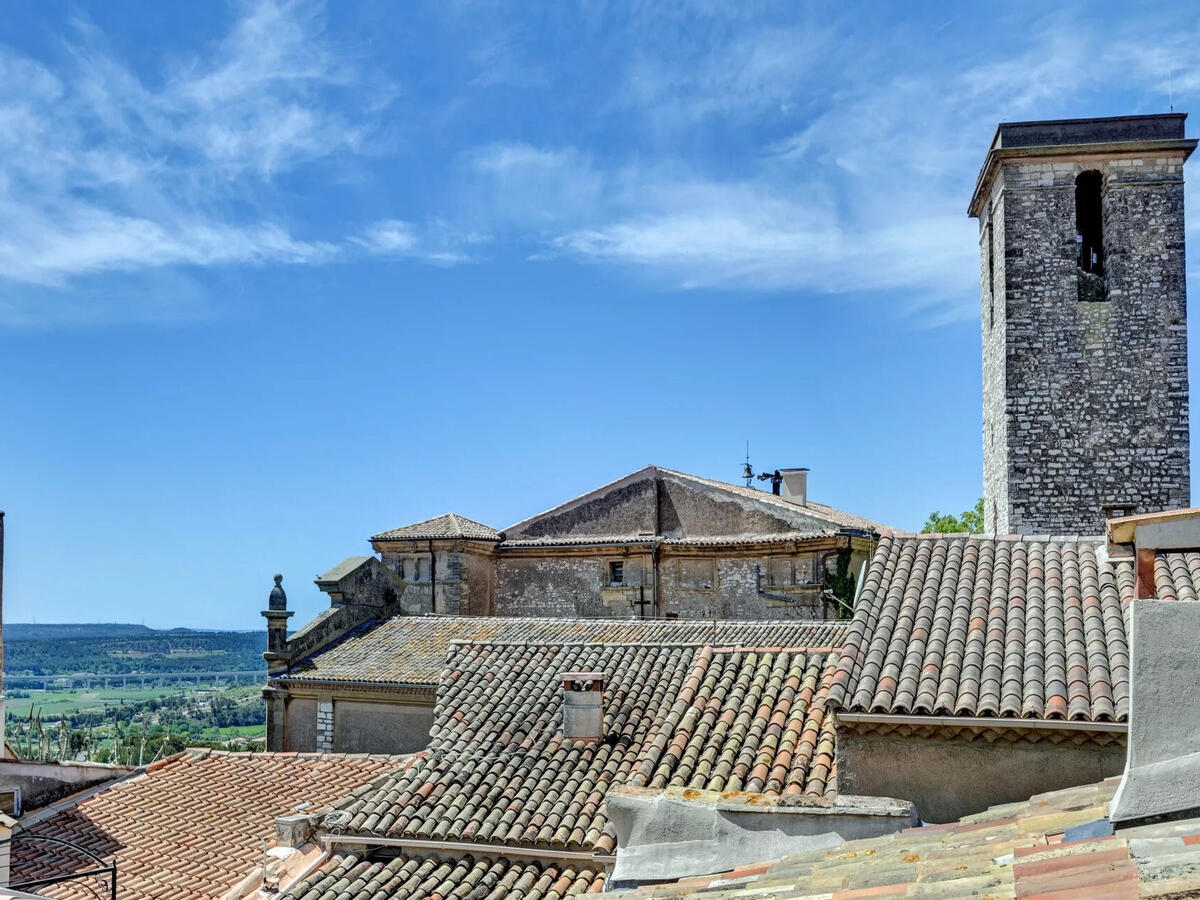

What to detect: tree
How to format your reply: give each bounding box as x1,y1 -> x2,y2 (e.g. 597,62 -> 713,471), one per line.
824,548 -> 856,619
922,498 -> 984,534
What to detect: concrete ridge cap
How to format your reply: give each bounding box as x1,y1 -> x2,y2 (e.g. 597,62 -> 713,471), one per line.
395,613 -> 835,626
444,639 -> 845,651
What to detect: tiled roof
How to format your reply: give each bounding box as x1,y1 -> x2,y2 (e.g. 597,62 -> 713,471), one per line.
1153,550 -> 1200,600
279,615 -> 850,685
371,513 -> 499,542
617,776 -> 1200,899
330,642 -> 840,853
281,851 -> 605,900
11,750 -> 406,900
828,534 -> 1133,722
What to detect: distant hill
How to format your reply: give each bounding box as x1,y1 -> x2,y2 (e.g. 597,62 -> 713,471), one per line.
2,625 -> 267,678
5,623 -> 158,641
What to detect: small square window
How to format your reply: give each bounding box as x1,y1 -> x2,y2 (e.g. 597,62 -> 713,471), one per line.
608,561 -> 624,586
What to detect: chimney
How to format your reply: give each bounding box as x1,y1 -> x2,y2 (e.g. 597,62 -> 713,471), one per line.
561,672 -> 606,741
780,468 -> 809,505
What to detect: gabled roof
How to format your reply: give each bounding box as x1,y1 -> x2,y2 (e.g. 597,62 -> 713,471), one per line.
326,641 -> 840,854
281,851 -> 605,900
500,465 -> 888,546
617,775 -> 1200,900
828,533 -> 1133,723
277,615 -> 849,686
371,512 -> 499,542
11,749 -> 406,900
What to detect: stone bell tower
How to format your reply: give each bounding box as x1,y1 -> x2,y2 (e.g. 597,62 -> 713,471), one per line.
970,114 -> 1195,535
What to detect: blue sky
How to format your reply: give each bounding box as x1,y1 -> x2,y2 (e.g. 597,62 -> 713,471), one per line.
2,1 -> 1198,628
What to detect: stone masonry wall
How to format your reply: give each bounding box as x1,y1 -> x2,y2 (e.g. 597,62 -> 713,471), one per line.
659,556 -> 824,619
495,552 -> 831,619
982,152 -> 1190,534
495,554 -> 653,618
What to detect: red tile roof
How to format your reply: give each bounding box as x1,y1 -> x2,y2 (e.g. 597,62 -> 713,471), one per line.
1153,550 -> 1200,601
828,534 -> 1132,723
281,850 -> 605,900
616,776 -> 1200,899
11,750 -> 407,900
371,513 -> 500,542
330,642 -> 840,854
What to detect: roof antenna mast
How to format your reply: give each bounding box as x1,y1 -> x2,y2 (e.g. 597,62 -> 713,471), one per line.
743,441 -> 753,486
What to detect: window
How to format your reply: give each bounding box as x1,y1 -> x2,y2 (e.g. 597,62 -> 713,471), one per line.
608,560 -> 624,586
678,558 -> 716,590
401,557 -> 430,582
1075,170 -> 1105,276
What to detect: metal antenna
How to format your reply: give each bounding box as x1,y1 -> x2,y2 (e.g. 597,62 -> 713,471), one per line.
743,441 -> 753,486
1170,67 -> 1175,113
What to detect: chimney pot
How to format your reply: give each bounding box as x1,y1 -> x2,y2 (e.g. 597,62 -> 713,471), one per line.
780,468 -> 809,506
561,672 -> 606,741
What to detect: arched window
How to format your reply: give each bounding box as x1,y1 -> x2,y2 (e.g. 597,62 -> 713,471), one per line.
1075,170 -> 1104,276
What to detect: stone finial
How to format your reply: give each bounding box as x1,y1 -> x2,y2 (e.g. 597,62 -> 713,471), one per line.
269,573 -> 288,611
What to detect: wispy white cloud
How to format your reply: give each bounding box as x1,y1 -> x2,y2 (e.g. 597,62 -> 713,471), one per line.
449,11 -> 1200,319
351,219 -> 485,265
0,0 -> 432,323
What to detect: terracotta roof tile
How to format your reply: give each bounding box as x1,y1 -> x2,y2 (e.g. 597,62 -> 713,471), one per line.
281,851 -> 604,900
328,642 -> 841,853
11,750 -> 405,900
828,535 -> 1132,723
279,616 -> 850,686
371,513 -> 499,542
1153,550 -> 1200,601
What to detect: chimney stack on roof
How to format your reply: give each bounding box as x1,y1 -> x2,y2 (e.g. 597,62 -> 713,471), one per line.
780,468 -> 809,506
561,672 -> 606,742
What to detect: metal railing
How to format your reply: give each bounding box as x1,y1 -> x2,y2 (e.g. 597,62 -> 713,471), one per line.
3,834 -> 116,900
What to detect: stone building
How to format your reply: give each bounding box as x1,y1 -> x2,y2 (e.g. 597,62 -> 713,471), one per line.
971,114 -> 1195,534
305,465 -> 884,626
261,465 -> 883,752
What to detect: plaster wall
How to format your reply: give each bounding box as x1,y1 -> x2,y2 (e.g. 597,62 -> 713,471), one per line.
283,697 -> 317,752
0,760 -> 129,812
837,730 -> 1125,823
1111,600 -> 1200,823
333,700 -> 434,754
606,789 -> 915,887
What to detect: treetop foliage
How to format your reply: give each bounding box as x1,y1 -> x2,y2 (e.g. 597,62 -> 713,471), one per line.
922,498 -> 985,534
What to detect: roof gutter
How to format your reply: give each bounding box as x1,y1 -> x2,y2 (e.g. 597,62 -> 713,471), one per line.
836,712 -> 1127,733
321,833 -> 617,865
